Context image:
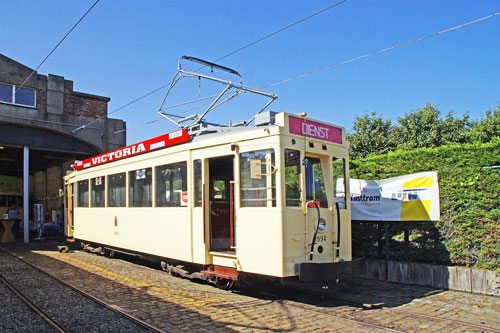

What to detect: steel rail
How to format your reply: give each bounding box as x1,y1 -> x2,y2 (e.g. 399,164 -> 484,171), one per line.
257,289 -> 404,332
295,285 -> 500,332
385,308 -> 500,333
0,272 -> 67,333
0,247 -> 164,333
301,285 -> 500,332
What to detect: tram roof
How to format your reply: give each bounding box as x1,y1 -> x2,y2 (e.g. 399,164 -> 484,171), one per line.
69,112 -> 345,174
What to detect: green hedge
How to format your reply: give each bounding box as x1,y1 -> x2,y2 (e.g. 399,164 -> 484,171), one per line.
350,138 -> 500,271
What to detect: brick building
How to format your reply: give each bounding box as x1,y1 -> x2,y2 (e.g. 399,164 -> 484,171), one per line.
0,53 -> 126,243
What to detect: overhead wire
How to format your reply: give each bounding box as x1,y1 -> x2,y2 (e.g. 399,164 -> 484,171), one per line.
120,10 -> 500,133
0,0 -> 101,106
198,0 -> 347,67
262,10 -> 500,89
75,0 -> 348,133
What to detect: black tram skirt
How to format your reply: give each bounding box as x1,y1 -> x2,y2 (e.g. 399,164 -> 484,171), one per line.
297,258 -> 363,282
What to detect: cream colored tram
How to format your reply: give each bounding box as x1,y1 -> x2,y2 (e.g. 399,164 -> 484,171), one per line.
64,111 -> 360,286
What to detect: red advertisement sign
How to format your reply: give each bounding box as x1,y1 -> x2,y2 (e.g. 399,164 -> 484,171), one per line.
74,129 -> 190,171
181,191 -> 188,206
289,116 -> 342,144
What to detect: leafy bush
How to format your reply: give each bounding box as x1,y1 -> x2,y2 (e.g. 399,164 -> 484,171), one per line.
350,139 -> 500,271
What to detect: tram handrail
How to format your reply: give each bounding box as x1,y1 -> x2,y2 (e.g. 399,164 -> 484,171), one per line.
307,200 -> 321,261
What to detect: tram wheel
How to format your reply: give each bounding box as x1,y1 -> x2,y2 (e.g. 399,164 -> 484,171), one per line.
104,249 -> 115,258
214,277 -> 235,290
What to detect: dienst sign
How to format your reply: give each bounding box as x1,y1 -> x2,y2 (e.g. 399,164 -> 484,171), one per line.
74,129 -> 190,171
289,115 -> 342,144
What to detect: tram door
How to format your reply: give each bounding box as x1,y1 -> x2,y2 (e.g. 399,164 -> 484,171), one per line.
65,183 -> 75,238
208,156 -> 235,252
303,154 -> 335,263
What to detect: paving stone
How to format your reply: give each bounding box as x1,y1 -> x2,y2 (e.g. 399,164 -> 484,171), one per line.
1,241 -> 499,332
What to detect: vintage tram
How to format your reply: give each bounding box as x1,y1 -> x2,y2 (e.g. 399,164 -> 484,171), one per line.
64,58 -> 360,287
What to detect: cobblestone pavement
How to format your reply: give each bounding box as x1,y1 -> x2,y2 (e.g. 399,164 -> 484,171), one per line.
2,241 -> 500,332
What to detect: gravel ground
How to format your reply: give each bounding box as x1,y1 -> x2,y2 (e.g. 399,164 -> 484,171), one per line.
0,282 -> 55,332
0,250 -> 154,333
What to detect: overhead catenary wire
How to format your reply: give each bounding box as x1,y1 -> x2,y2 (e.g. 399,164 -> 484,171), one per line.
73,0 -> 348,133
199,0 -> 347,67
0,0 -> 101,106
263,11 -> 500,88
120,10 -> 500,133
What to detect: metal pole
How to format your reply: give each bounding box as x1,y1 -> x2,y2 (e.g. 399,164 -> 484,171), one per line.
23,146 -> 29,244
385,221 -> 389,280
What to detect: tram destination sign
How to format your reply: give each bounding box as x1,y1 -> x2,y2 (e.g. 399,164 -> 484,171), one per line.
289,115 -> 342,144
74,129 -> 190,171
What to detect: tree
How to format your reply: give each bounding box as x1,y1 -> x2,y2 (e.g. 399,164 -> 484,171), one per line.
348,111 -> 395,160
390,103 -> 443,149
441,111 -> 475,144
470,104 -> 500,143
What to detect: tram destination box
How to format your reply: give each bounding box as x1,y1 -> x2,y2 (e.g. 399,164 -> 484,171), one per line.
254,111 -> 277,126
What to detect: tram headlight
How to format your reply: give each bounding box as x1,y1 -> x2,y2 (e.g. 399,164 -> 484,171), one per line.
315,218 -> 327,232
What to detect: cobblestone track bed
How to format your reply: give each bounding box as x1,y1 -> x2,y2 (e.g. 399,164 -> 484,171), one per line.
3,242 -> 500,332
0,248 -> 154,333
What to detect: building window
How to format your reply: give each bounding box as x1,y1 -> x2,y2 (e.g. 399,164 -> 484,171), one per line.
129,168 -> 152,207
77,180 -> 89,207
0,84 -> 12,102
285,149 -> 301,207
0,83 -> 36,107
155,162 -> 187,207
107,173 -> 126,207
194,159 -> 202,207
240,149 -> 276,207
90,176 -> 105,207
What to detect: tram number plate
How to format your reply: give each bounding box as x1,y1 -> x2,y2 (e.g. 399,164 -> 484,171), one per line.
316,235 -> 327,242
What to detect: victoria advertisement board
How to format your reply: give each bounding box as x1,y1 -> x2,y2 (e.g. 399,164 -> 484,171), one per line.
75,129 -> 190,171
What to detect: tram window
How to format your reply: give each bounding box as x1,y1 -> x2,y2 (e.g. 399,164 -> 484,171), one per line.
240,149 -> 276,207
155,162 -> 187,207
90,176 -> 105,207
107,173 -> 126,207
77,180 -> 89,207
333,158 -> 347,209
194,159 -> 202,207
285,149 -> 301,207
129,168 -> 152,207
304,157 -> 328,208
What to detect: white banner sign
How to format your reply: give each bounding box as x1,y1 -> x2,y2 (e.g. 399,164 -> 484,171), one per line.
347,171 -> 440,221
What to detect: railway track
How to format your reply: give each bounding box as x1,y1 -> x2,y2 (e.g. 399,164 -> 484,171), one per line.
384,308 -> 500,333
254,282 -> 500,332
4,244 -> 500,332
0,272 -> 65,332
0,247 -> 163,333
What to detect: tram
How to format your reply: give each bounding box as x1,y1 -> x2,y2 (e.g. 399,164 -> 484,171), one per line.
64,57 -> 361,287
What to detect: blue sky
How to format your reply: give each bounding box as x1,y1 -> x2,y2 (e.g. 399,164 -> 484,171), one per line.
1,1 -> 499,144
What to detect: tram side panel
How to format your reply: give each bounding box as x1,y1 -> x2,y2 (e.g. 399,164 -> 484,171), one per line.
69,149 -> 196,264
236,209 -> 284,277
282,208 -> 306,277
73,207 -> 194,263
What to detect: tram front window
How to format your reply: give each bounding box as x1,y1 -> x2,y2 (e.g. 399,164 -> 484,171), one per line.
285,149 -> 301,207
304,157 -> 328,208
333,157 -> 347,209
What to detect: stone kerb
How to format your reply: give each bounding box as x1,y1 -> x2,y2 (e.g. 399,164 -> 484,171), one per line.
356,258 -> 500,296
